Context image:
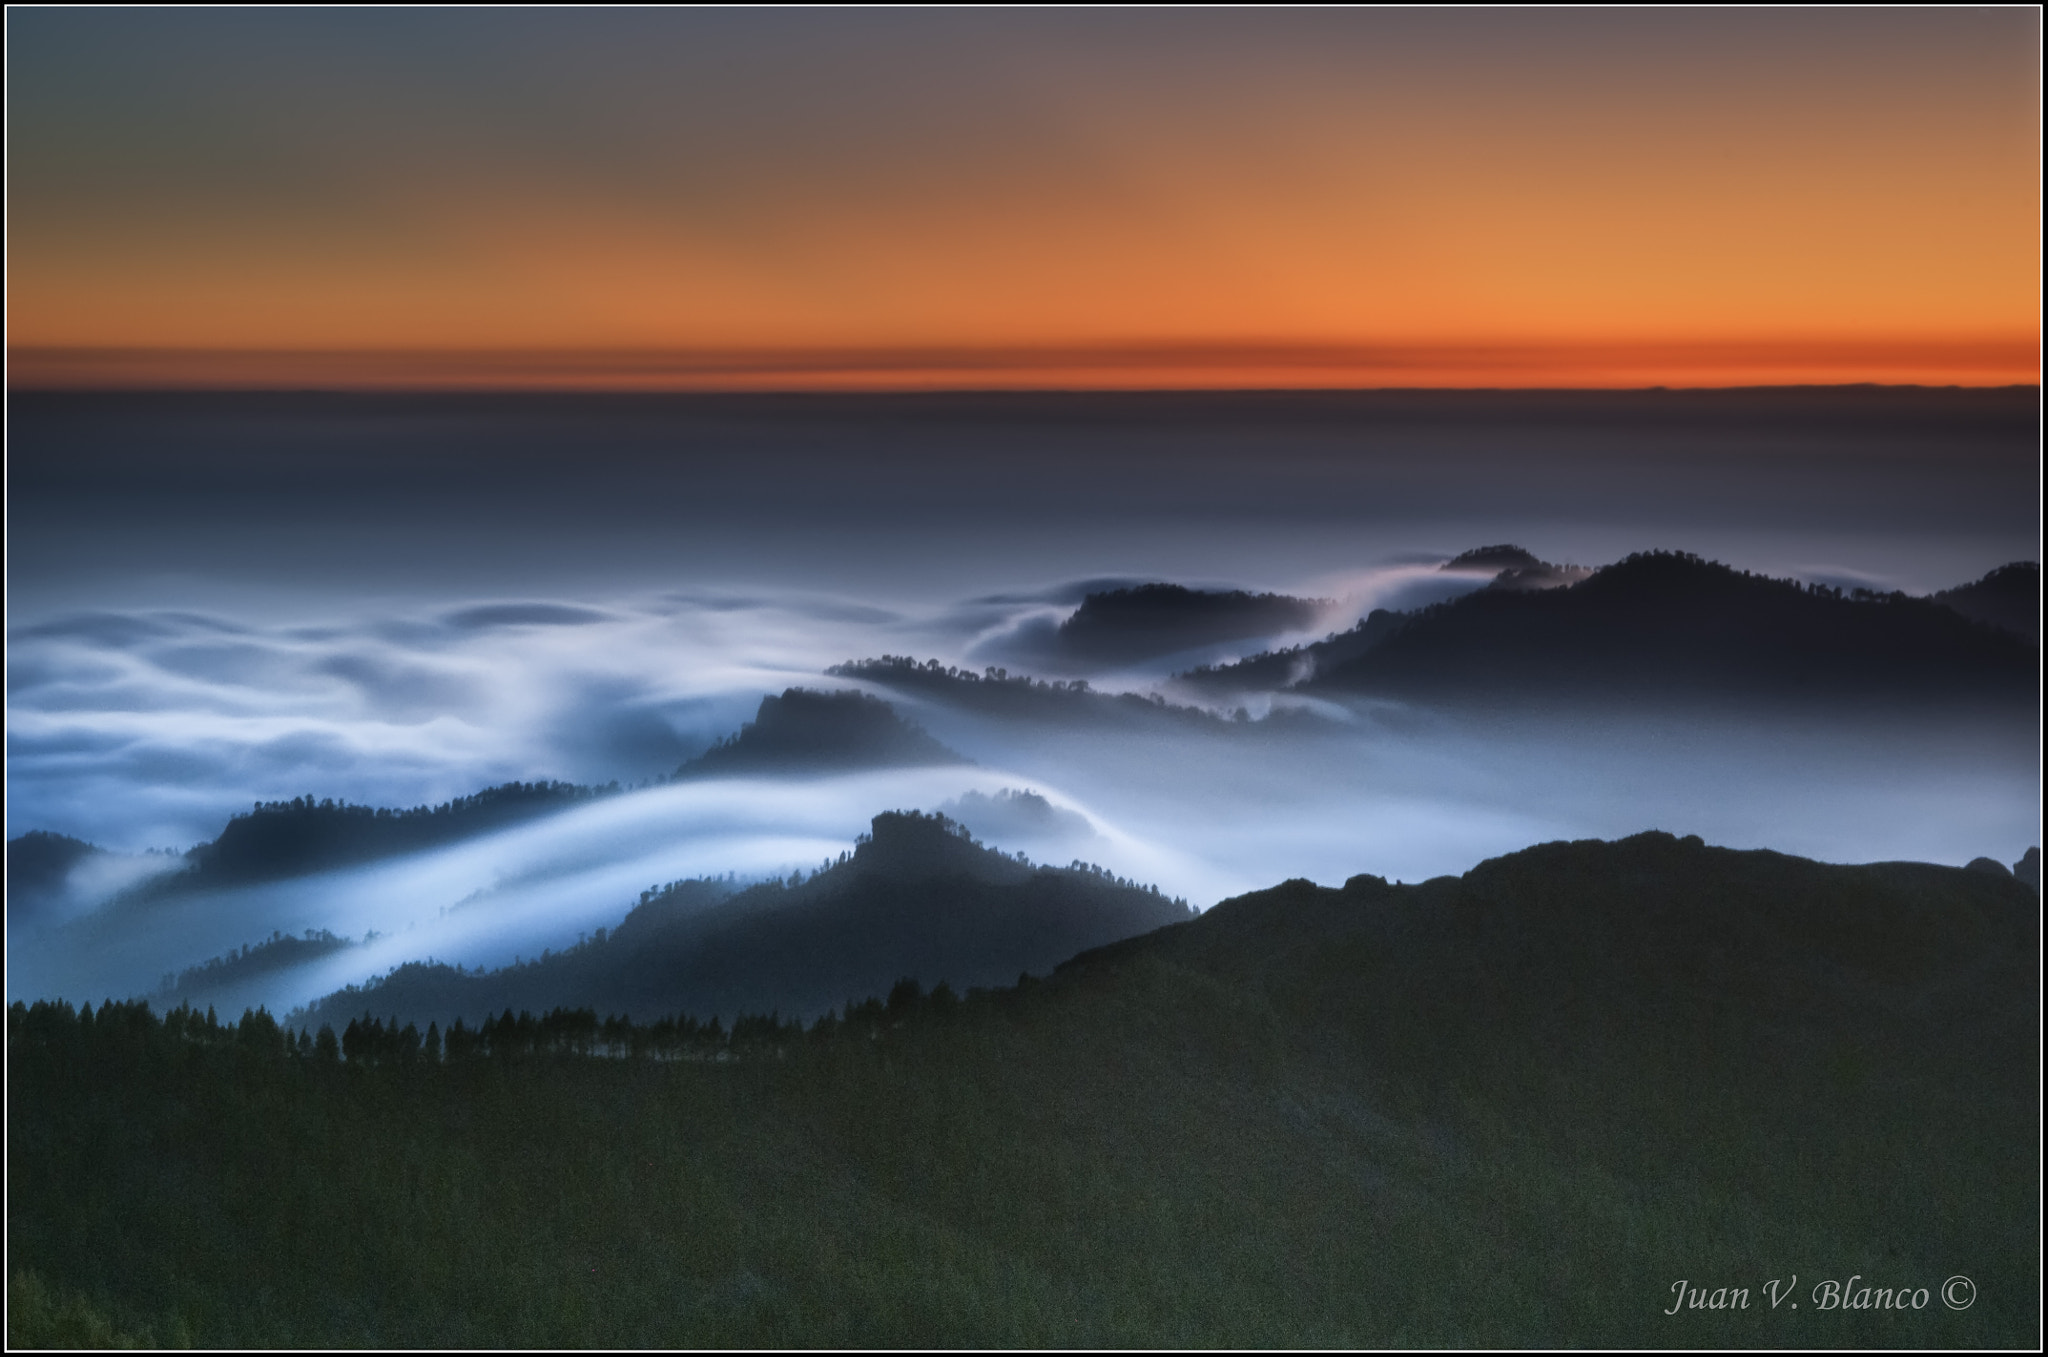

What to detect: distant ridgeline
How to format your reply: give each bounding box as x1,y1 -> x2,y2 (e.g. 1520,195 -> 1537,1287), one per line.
174,781 -> 618,894
1178,549 -> 2040,710
156,929 -> 359,1008
12,692 -> 965,920
294,810 -> 1192,1030
674,688 -> 967,776
1932,561 -> 2041,644
936,788 -> 1099,850
1439,543 -> 1593,591
5,781 -> 622,920
827,655 -> 1270,728
2,830 -> 195,931
1027,583 -> 1330,668
10,831 -> 2037,1347
4,831 -> 102,922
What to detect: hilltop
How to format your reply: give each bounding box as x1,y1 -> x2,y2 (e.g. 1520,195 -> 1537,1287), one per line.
674,688 -> 967,777
1181,549 -> 2039,710
1933,560 -> 2041,643
992,582 -> 1329,672
294,809 -> 1190,1029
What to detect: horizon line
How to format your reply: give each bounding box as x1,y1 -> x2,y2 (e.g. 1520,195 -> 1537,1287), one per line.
8,339 -> 2038,393
8,383 -> 2041,400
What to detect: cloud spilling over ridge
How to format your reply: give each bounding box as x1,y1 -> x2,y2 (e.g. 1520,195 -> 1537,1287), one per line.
8,573 -> 1397,850
9,593 -> 904,849
15,690 -> 2034,1021
7,557 -> 2039,1021
14,768 -> 1151,1016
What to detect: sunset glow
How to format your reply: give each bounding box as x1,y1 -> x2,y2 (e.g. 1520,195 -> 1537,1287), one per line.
8,9 -> 2040,387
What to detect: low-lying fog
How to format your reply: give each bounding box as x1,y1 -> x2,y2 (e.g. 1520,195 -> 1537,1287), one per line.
8,571 -> 2037,1018
7,389 -> 2039,1015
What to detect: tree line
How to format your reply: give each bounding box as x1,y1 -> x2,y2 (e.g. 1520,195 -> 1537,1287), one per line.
10,974 -> 1014,1071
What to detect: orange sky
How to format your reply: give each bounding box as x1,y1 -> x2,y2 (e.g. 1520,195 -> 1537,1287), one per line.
7,10 -> 2040,388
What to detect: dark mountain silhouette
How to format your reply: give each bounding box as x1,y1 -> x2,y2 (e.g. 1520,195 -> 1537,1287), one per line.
1174,608 -> 1409,696
1932,561 -> 2039,643
1173,544 -> 1581,697
1058,833 -> 2036,1274
1,830 -> 168,930
13,783 -> 620,924
5,831 -> 192,927
674,688 -> 966,777
15,830 -> 2036,1346
37,691 -> 954,917
935,788 -> 1098,850
1485,562 -> 1591,591
1441,543 -> 1546,572
1441,544 -> 1589,590
5,830 -> 98,917
830,655 -> 1302,730
137,781 -> 617,899
294,810 -> 1190,1029
1057,832 -> 2036,1136
1184,550 -> 2038,710
1068,827 -> 2037,1023
156,929 -> 360,1009
2017,846 -> 2041,895
1023,583 -> 1329,669
47,691 -> 957,912
1315,550 -> 2038,706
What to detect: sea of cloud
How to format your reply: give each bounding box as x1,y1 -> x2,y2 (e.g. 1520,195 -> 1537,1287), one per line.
7,561 -> 2040,1015
4,563 -> 1507,850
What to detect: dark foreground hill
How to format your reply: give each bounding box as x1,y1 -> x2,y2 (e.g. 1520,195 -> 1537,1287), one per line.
9,833 -> 2035,1347
1183,550 -> 2039,711
294,810 -> 1189,1030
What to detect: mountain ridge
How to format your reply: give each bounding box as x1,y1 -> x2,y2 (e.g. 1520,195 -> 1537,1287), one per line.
674,687 -> 967,777
1178,549 -> 2039,708
292,809 -> 1191,1029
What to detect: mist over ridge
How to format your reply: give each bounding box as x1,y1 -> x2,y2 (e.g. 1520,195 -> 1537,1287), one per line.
5,388 -> 2038,1029
1175,549 -> 2039,710
6,535 -> 2038,1019
291,807 -> 1193,1031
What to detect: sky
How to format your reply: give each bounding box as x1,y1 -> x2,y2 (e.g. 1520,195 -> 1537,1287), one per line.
7,8 -> 2041,389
